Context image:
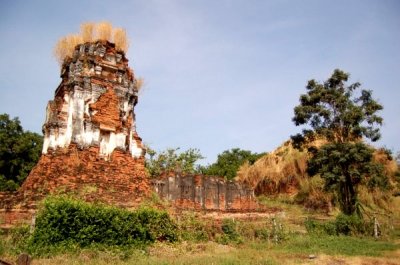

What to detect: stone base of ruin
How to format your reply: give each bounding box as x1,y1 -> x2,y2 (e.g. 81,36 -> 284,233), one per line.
0,144 -> 150,227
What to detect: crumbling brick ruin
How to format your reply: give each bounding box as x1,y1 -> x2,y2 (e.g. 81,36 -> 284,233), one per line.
1,38 -> 263,227
151,174 -> 260,211
1,41 -> 150,226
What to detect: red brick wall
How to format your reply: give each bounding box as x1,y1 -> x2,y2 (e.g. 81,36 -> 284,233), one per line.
151,174 -> 263,212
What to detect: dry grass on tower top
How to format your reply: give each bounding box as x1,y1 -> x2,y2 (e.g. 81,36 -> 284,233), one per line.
53,21 -> 130,65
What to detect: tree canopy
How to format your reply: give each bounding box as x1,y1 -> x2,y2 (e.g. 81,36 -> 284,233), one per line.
0,113 -> 43,191
202,148 -> 265,180
145,147 -> 265,180
292,69 -> 387,215
145,147 -> 204,177
292,69 -> 383,146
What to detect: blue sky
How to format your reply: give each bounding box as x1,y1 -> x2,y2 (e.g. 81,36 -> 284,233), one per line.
0,0 -> 399,164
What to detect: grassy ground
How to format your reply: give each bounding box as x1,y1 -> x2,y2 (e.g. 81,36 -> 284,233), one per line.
1,236 -> 399,265
1,197 -> 399,265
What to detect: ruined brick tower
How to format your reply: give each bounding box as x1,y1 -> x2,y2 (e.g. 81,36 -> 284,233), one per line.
41,41 -> 144,159
15,40 -> 150,208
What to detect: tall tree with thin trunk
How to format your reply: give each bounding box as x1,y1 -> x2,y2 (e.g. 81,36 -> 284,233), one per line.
292,69 -> 387,215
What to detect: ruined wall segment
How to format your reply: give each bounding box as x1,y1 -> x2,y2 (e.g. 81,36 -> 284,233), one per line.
151,174 -> 261,212
42,40 -> 144,159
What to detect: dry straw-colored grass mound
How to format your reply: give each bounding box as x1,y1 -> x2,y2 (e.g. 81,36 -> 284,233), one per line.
54,21 -> 130,65
236,140 -> 325,195
237,138 -> 399,212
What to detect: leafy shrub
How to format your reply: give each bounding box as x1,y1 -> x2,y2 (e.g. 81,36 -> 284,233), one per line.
254,227 -> 270,240
10,225 -> 31,251
27,197 -> 178,255
217,218 -> 242,244
305,218 -> 335,235
178,213 -> 210,242
334,213 -> 369,235
305,214 -> 372,236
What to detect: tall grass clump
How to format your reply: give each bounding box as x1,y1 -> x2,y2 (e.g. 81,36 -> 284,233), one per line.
96,21 -> 112,41
27,196 -> 178,256
80,22 -> 94,42
54,22 -> 130,65
113,28 -> 129,52
54,34 -> 83,65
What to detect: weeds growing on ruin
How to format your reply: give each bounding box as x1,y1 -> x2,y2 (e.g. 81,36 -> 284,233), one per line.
113,28 -> 129,52
80,22 -> 94,43
96,21 -> 112,41
54,22 -> 130,65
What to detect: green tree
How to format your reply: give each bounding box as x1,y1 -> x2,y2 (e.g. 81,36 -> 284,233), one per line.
0,113 -> 43,191
203,148 -> 265,180
292,69 -> 386,215
145,147 -> 204,177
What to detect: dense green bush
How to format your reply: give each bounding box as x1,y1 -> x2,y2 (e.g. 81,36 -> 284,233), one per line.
177,213 -> 211,242
334,213 -> 369,235
305,213 -> 372,236
217,218 -> 243,244
27,197 -> 178,254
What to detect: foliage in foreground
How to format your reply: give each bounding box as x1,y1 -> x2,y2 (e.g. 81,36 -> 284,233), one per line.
0,113 -> 43,191
26,197 -> 178,255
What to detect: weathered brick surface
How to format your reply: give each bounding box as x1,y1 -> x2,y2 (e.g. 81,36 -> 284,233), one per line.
151,174 -> 262,212
90,85 -> 122,131
0,41 -> 150,226
21,144 -> 150,207
0,208 -> 35,228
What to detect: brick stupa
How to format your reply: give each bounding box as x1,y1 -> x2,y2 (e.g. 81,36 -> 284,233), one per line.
1,41 -> 150,216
